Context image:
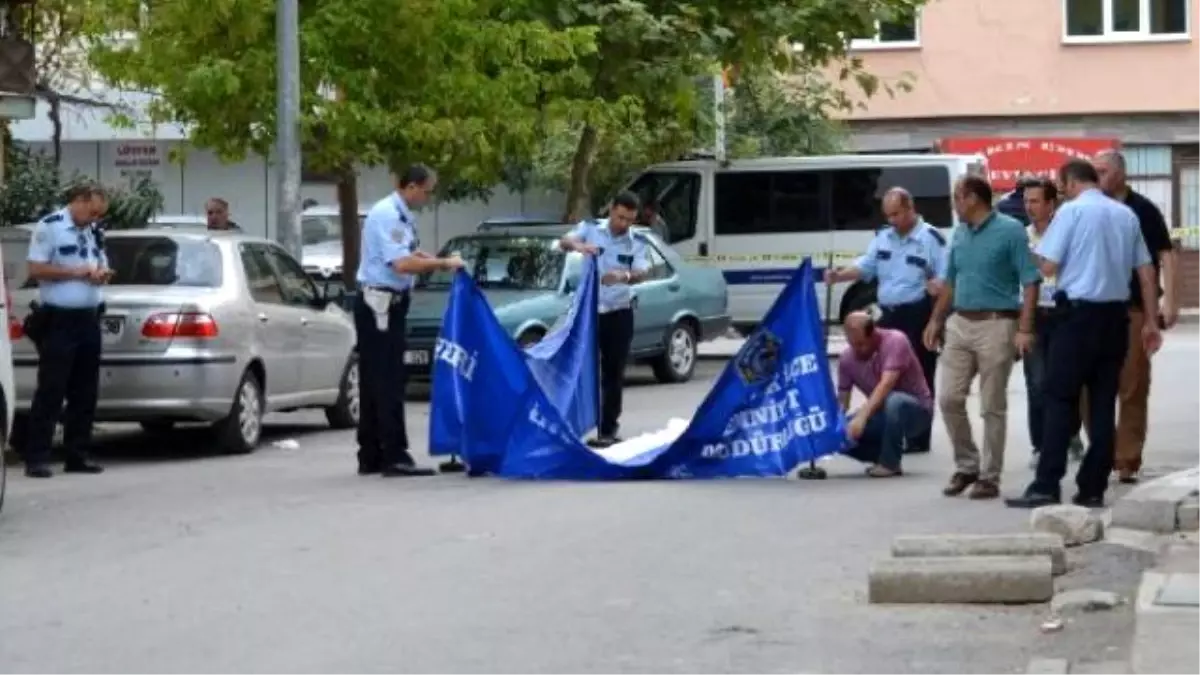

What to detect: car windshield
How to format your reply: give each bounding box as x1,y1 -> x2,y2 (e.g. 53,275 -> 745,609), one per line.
302,214 -> 364,246
420,235 -> 565,291
107,236 -> 223,287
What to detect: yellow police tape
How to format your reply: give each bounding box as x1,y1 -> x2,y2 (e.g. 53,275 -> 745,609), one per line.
1170,226 -> 1200,241
681,251 -> 862,265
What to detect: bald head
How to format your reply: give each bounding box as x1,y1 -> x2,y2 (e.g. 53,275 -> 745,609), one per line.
882,187 -> 918,233
1093,150 -> 1126,197
844,311 -> 880,358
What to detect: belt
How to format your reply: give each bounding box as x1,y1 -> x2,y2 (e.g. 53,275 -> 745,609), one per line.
880,298 -> 930,312
41,305 -> 102,315
364,286 -> 409,296
955,310 -> 1019,321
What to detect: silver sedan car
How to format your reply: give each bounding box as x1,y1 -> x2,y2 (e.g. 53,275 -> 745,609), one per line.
0,228 -> 360,454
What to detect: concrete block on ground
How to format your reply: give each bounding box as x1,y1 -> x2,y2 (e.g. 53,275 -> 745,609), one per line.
1030,504 -> 1104,546
867,555 -> 1053,604
1177,498 -> 1199,532
1112,467 -> 1200,534
891,533 -> 1067,575
1133,571 -> 1200,674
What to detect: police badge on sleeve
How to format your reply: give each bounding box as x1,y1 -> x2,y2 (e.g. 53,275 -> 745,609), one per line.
734,329 -> 781,386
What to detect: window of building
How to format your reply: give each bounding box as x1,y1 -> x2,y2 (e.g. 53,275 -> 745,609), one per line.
850,14 -> 920,49
1064,0 -> 1190,42
830,166 -> 953,231
1123,146 -> 1175,232
714,171 -> 825,235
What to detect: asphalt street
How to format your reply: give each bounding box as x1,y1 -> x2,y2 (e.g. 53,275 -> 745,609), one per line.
1,326 -> 1196,673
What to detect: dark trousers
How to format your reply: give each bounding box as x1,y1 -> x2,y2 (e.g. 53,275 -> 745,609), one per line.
24,308 -> 102,467
598,308 -> 634,437
878,296 -> 936,448
1023,310 -> 1057,453
353,291 -> 414,469
1032,301 -> 1129,499
843,392 -> 933,471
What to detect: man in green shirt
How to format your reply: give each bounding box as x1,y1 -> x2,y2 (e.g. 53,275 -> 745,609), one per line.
923,175 -> 1042,500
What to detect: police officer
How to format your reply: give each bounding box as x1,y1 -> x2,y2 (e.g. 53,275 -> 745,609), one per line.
825,187 -> 946,452
559,191 -> 651,448
22,183 -> 112,478
355,164 -> 464,477
1006,159 -> 1163,509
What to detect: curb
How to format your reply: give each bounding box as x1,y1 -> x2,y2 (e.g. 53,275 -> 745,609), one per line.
1111,467 -> 1200,534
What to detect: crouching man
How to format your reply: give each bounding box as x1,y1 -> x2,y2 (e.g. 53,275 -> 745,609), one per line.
836,312 -> 934,477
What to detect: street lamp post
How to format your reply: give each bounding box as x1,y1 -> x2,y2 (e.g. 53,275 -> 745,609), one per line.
275,0 -> 302,259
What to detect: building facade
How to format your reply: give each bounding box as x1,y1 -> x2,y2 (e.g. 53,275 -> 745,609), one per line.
833,0 -> 1199,304
8,94 -> 564,250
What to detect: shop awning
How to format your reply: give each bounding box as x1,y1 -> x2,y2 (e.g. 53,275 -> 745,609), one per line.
937,137 -> 1120,191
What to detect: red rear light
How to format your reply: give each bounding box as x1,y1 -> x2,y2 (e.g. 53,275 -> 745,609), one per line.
142,312 -> 219,339
5,286 -> 21,341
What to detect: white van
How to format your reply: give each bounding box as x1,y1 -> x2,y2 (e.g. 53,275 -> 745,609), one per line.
619,153 -> 986,331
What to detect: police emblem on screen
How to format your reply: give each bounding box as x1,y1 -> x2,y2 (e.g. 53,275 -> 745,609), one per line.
734,329 -> 781,386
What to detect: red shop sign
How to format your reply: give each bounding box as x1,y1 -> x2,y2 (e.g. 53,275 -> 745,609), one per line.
937,137 -> 1120,191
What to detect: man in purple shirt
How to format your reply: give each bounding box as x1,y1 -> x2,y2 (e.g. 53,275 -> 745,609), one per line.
837,312 -> 934,477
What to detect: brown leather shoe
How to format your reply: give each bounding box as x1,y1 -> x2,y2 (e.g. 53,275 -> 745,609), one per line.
968,480 -> 1000,500
942,472 -> 978,496
1117,469 -> 1139,484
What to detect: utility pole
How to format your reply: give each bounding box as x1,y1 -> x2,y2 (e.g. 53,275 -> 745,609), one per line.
712,73 -> 726,163
274,0 -> 302,259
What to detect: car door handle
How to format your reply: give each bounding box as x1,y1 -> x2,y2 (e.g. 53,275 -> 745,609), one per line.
257,313 -> 269,323
667,283 -> 681,292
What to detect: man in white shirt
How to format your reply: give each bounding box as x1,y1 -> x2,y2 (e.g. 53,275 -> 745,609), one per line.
1022,179 -> 1083,469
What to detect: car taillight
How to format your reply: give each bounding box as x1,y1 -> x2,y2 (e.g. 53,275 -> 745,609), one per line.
142,312 -> 219,339
5,287 -> 21,340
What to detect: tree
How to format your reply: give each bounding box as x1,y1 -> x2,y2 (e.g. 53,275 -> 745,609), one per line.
88,0 -> 596,284
520,0 -> 925,219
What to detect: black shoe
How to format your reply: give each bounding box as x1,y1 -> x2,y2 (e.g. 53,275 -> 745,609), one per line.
357,465 -> 380,476
1004,491 -> 1061,509
1071,493 -> 1105,508
587,436 -> 621,449
380,463 -> 436,477
24,464 -> 53,479
63,460 -> 104,475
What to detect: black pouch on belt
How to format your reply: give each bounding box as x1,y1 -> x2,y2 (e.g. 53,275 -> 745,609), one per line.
22,302 -> 48,346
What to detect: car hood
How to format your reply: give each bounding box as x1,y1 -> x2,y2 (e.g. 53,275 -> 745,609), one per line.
408,287 -> 562,325
302,240 -> 343,269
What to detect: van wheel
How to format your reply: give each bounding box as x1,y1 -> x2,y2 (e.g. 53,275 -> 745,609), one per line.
652,321 -> 698,383
839,283 -> 878,323
213,370 -> 264,455
325,352 -> 360,429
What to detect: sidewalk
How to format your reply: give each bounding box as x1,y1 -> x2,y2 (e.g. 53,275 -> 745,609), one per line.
1111,467 -> 1200,674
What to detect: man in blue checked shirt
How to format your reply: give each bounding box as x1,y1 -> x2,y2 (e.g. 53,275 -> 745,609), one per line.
21,183 -> 112,479
825,187 -> 946,453
559,191 -> 651,448
354,164 -> 465,478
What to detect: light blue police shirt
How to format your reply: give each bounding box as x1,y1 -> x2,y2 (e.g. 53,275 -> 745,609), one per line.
357,193 -> 418,292
26,208 -> 106,309
854,219 -> 947,307
1036,188 -> 1151,303
568,219 -> 651,313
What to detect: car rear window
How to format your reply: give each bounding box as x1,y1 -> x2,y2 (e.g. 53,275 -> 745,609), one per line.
107,237 -> 223,287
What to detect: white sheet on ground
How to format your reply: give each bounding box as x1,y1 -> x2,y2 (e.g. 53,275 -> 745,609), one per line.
593,418 -> 691,464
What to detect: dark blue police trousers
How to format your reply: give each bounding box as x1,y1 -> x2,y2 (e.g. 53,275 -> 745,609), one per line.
25,307 -> 102,467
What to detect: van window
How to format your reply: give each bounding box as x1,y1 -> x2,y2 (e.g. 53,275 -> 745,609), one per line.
714,171 -> 824,235
830,165 -> 953,231
624,172 -> 700,244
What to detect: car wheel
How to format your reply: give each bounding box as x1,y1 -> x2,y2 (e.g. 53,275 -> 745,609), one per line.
213,370 -> 264,455
325,352 -> 360,429
651,320 -> 698,384
139,420 -> 176,434
517,328 -> 545,348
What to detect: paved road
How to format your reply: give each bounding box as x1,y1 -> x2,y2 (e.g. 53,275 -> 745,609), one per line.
2,327 -> 1196,673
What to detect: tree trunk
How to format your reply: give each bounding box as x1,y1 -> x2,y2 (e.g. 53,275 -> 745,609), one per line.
563,124 -> 599,222
336,166 -> 361,291
48,95 -> 62,172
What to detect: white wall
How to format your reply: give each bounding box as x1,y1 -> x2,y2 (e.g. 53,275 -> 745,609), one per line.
16,138 -> 565,250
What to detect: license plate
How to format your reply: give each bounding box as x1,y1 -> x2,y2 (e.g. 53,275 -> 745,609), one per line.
101,316 -> 124,344
403,350 -> 429,366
